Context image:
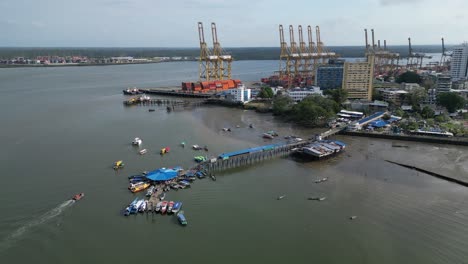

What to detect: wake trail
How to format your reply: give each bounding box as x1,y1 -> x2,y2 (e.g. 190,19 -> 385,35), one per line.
0,200 -> 74,253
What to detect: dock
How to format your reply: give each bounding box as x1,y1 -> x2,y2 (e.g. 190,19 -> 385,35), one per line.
140,89 -> 213,98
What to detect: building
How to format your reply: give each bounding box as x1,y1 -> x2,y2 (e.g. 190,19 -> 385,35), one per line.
286,87 -> 323,102
315,60 -> 344,90
342,60 -> 374,100
373,81 -> 400,90
422,88 -> 437,105
400,82 -> 421,91
436,75 -> 452,93
380,89 -> 408,106
226,84 -> 251,103
450,43 -> 468,82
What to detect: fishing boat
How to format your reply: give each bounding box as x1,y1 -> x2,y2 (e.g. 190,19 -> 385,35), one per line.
204,145 -> 209,151
113,160 -> 124,170
159,192 -> 166,200
210,174 -> 216,181
194,156 -> 206,162
123,88 -> 143,95
147,201 -> 153,212
350,216 -> 358,220
72,193 -> 85,201
262,133 -> 274,139
161,201 -> 168,214
130,182 -> 150,193
155,202 -> 162,213
124,198 -> 139,216
172,202 -> 182,214
277,195 -> 286,200
179,180 -> 191,187
132,137 -> 142,146
168,201 -> 175,214
192,144 -> 202,150
138,200 -> 146,213
297,140 -> 346,160
146,186 -> 155,197
160,147 -> 170,155
139,149 -> 148,155
181,142 -> 185,148
177,210 -> 188,226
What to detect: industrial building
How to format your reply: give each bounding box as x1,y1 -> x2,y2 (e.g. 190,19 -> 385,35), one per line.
450,43 -> 468,82
315,59 -> 344,90
342,60 -> 374,100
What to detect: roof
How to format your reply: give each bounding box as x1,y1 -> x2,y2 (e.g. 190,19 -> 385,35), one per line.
146,167 -> 182,181
369,120 -> 387,128
357,112 -> 385,125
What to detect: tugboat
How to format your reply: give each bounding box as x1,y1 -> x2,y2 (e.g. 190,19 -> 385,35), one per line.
72,193 -> 84,201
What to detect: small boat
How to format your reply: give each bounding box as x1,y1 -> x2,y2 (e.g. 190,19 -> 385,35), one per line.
192,144 -> 202,150
147,201 -> 153,212
181,141 -> 186,148
148,109 -> 155,112
262,133 -> 274,139
350,216 -> 357,220
139,149 -> 148,155
170,183 -> 181,190
168,201 -> 174,214
315,179 -> 322,183
321,177 -> 328,182
236,125 -> 240,128
138,200 -> 147,213
146,186 -> 155,197
307,197 -> 326,201
277,195 -> 286,200
222,128 -> 231,132
210,174 -> 216,181
196,171 -> 205,179
172,202 -> 182,214
130,182 -> 150,193
159,192 -> 166,200
194,156 -> 206,162
161,201 -> 168,214
132,137 -> 142,146
177,210 -> 188,226
128,174 -> 143,179
124,198 -> 139,216
166,106 -> 172,112
113,160 -> 124,170
72,193 -> 84,201
155,202 -> 162,213
134,199 -> 144,213
160,147 -> 170,155
179,180 -> 191,187
319,197 -> 326,201
204,145 -> 209,151
249,124 -> 254,128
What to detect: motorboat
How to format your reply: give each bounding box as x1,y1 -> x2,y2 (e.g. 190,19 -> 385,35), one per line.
130,182 -> 150,193
249,124 -> 254,128
168,201 -> 174,214
123,88 -> 143,95
222,128 -> 231,132
160,147 -> 170,155
210,174 -> 216,181
113,160 -> 124,170
350,216 -> 358,220
148,109 -> 155,112
192,144 -> 202,150
155,202 -> 162,213
161,201 -> 168,214
277,195 -> 286,200
179,180 -> 191,187
146,186 -> 155,197
204,145 -> 209,151
132,137 -> 142,146
139,149 -> 147,155
128,181 -> 146,189
262,133 -> 274,139
159,192 -> 166,200
134,199 -> 144,213
177,210 -> 188,226
321,177 -> 328,182
172,202 -> 182,214
147,201 -> 153,212
194,156 -> 206,163
72,193 -> 84,201
181,142 -> 185,148
124,198 -> 139,216
138,200 -> 147,213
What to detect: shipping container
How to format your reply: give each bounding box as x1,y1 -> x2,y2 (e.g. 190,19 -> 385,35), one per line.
227,80 -> 235,88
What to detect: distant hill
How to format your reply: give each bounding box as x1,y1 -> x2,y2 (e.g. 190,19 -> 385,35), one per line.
0,45 -> 447,60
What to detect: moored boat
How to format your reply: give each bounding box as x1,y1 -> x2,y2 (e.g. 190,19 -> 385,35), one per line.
210,174 -> 216,181
72,193 -> 85,201
296,140 -> 346,160
155,202 -> 162,213
146,186 -> 155,197
177,210 -> 188,226
168,201 -> 174,214
159,192 -> 166,200
132,137 -> 142,146
161,201 -> 168,214
160,147 -> 170,155
172,202 -> 182,214
262,133 -> 274,139
131,182 -> 150,193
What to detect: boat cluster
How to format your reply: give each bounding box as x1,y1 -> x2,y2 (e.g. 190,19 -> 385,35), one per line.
124,199 -> 183,216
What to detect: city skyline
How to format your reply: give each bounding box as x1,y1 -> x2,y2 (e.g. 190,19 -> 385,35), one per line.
0,0 -> 467,47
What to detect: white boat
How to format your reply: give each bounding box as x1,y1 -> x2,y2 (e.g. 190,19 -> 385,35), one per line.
155,202 -> 162,213
146,186 -> 155,197
139,149 -> 147,155
132,137 -> 142,146
192,144 -> 202,150
135,199 -> 144,212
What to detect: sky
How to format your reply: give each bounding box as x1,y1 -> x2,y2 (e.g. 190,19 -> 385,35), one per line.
0,0 -> 467,47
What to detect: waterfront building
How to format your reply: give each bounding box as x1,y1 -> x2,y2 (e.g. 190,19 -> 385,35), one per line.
315,60 -> 344,90
226,84 -> 251,103
342,60 -> 374,100
286,87 -> 323,102
450,43 -> 468,82
436,75 -> 452,93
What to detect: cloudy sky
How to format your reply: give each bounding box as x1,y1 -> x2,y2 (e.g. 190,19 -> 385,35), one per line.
0,0 -> 466,47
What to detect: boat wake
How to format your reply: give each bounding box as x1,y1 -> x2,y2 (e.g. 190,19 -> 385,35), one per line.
0,200 -> 75,252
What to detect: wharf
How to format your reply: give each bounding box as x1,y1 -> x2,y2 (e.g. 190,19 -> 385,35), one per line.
148,185 -> 164,206
141,89 -> 213,98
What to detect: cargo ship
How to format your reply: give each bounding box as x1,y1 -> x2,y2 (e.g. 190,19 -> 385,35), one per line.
295,140 -> 346,160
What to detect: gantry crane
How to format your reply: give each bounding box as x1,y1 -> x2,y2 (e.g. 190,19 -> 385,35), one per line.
211,22 -> 232,80
364,28 -> 400,76
406,37 -> 432,70
440,37 -> 451,70
198,22 -> 216,81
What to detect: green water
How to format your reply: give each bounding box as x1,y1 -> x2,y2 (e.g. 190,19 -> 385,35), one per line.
0,62 -> 467,263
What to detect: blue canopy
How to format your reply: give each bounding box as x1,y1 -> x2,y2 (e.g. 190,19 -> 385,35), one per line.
369,120 -> 387,128
145,167 -> 181,181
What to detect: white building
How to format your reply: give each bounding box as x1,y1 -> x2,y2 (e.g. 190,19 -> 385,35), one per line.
400,82 -> 421,91
286,87 -> 323,102
226,84 -> 251,103
450,43 -> 468,82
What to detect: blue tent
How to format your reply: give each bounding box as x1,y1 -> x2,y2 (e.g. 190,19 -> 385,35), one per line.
369,120 -> 387,128
145,167 -> 181,181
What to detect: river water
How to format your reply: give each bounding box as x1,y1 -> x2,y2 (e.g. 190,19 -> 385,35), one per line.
0,61 -> 467,264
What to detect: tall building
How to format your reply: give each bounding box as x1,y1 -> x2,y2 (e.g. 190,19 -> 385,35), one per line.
315,60 -> 344,90
342,59 -> 374,100
450,43 -> 468,82
436,75 -> 452,93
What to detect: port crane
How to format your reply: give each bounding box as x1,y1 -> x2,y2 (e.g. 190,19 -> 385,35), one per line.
406,37 -> 432,70
364,28 -> 400,76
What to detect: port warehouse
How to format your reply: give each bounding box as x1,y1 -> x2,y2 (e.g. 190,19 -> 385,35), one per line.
218,143 -> 287,160
182,79 -> 242,93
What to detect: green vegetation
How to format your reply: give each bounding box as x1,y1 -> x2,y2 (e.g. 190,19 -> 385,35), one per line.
420,106 -> 435,119
257,86 -> 274,99
273,94 -> 338,127
436,92 -> 466,113
396,71 -> 422,84
323,88 -> 348,105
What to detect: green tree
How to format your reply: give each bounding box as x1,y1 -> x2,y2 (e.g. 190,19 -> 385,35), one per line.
396,71 -> 422,84
420,106 -> 435,119
257,86 -> 274,98
323,88 -> 348,105
372,87 -> 383,101
272,95 -> 293,115
437,92 -> 466,113
395,108 -> 405,117
405,87 -> 427,108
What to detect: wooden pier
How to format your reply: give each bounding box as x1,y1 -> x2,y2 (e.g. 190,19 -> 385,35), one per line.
141,89 -> 213,98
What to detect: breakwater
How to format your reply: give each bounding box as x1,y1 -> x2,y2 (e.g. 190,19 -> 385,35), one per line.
340,131 -> 468,146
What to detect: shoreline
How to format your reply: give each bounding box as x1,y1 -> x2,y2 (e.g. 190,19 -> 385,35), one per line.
0,60 -> 197,69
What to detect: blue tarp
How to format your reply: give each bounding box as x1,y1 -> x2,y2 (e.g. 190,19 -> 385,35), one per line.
145,167 -> 181,181
357,112 -> 385,124
369,120 -> 387,128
